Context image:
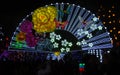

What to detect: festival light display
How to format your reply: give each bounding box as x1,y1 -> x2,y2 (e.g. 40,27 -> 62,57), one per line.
8,3 -> 113,61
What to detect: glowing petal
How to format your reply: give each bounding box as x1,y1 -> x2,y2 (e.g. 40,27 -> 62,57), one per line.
98,26 -> 103,30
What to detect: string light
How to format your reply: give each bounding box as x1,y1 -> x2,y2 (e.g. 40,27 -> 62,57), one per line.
103,15 -> 105,17
113,27 -> 116,30
109,21 -> 112,24
112,14 -> 115,17
113,20 -> 115,23
98,9 -> 101,12
111,40 -> 113,44
118,31 -> 120,34
108,15 -> 111,18
112,5 -> 115,9
108,10 -> 111,13
115,37 -> 117,40
98,16 -> 100,18
119,20 -> 120,23
103,22 -> 106,24
110,30 -> 112,32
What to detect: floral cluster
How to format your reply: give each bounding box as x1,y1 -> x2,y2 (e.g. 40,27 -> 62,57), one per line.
15,20 -> 39,47
32,6 -> 57,33
49,32 -> 73,53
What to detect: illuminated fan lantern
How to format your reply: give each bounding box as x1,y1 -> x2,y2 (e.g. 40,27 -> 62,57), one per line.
9,2 -> 113,58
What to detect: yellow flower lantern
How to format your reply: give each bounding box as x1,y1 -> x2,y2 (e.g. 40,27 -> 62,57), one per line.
32,6 -> 57,33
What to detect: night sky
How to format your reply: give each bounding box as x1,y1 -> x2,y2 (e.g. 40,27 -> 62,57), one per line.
0,0 -> 120,46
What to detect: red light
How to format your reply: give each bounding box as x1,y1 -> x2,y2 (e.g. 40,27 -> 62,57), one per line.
6,37 -> 9,41
79,68 -> 85,72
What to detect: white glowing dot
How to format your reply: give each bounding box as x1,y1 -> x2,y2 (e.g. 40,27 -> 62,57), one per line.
98,26 -> 103,30
68,42 -> 73,47
107,51 -> 110,53
61,39 -> 68,47
90,24 -> 97,30
77,6 -> 80,7
84,31 -> 89,34
60,48 -> 65,52
50,39 -> 55,43
88,43 -> 93,47
76,42 -> 81,46
50,32 -> 56,39
56,35 -> 61,40
83,8 -> 85,10
81,39 -> 87,45
87,33 -> 93,38
66,48 -> 70,52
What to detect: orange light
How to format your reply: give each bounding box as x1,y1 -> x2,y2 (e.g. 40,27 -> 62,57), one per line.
6,37 -> 9,41
112,5 -> 115,9
109,21 -> 112,24
108,10 -> 111,13
113,27 -> 116,30
103,22 -> 106,24
115,37 -> 117,40
108,15 -> 111,18
114,34 -> 116,37
113,20 -> 115,23
103,15 -> 105,17
119,20 -> 120,23
111,40 -> 113,44
110,30 -> 113,32
98,9 -> 101,12
100,5 -> 102,8
112,14 -> 115,17
98,16 -> 100,18
118,31 -> 120,34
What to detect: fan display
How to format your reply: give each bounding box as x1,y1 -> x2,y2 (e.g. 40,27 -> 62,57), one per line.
8,3 -> 113,56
